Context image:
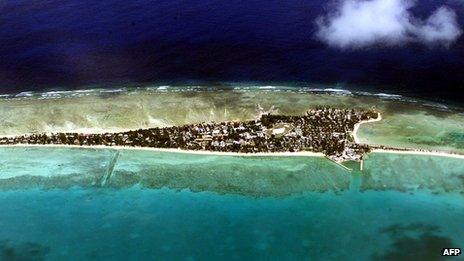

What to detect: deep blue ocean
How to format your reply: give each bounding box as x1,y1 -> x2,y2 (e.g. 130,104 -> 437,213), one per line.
1,0 -> 464,101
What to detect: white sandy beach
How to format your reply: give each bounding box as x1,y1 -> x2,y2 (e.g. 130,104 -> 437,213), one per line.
352,112 -> 382,144
371,149 -> 464,160
2,143 -> 325,157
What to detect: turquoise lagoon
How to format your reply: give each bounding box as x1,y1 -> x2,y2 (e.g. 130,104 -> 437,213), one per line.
0,147 -> 463,260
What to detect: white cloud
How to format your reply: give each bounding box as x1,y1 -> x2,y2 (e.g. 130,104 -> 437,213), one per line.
316,0 -> 462,48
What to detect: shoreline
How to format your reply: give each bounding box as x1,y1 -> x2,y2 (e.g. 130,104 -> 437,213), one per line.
2,144 -> 464,160
353,112 -> 464,160
371,149 -> 464,160
0,144 -> 325,157
352,112 -> 382,144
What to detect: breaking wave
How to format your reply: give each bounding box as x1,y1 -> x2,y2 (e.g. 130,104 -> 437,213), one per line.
0,84 -> 459,112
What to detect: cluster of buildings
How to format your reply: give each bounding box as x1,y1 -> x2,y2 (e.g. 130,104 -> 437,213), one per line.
0,107 -> 378,162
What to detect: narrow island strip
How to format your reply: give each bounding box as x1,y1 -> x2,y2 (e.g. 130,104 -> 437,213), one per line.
2,107 -> 463,164
0,108 -> 377,162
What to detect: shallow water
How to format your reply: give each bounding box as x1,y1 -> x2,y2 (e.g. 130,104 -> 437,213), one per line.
362,152 -> 464,194
1,147 -> 463,195
0,147 -> 463,260
1,89 -> 464,153
0,147 -> 349,195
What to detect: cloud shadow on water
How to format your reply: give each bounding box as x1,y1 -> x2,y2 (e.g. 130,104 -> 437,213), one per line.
373,223 -> 453,261
0,240 -> 50,261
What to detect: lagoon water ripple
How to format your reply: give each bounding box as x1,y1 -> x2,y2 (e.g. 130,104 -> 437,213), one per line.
1,188 -> 463,260
1,147 -> 464,195
0,147 -> 463,260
